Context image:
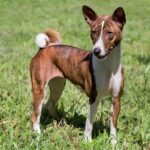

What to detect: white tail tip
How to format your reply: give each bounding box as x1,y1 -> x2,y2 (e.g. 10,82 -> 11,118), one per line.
35,33 -> 49,48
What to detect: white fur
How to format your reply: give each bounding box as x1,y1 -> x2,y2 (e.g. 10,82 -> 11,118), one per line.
90,45 -> 121,145
35,33 -> 49,48
110,65 -> 122,97
84,99 -> 100,142
92,45 -> 121,97
33,122 -> 41,134
93,21 -> 106,56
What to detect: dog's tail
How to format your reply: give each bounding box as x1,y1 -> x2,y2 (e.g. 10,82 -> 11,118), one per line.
35,29 -> 61,48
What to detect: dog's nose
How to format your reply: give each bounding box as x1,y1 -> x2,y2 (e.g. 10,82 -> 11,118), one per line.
93,48 -> 101,56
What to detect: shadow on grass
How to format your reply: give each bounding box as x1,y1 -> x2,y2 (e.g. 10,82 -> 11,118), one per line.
92,120 -> 110,139
40,106 -> 110,138
137,55 -> 150,65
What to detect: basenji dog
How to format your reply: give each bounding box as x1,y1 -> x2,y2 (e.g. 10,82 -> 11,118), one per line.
30,5 -> 126,145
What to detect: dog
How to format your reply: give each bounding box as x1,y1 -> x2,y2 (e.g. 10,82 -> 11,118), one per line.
30,5 -> 126,145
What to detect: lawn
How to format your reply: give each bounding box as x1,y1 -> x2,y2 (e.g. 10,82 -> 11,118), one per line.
0,0 -> 150,149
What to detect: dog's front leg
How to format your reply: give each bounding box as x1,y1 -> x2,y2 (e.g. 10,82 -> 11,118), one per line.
84,98 -> 99,142
110,66 -> 124,146
110,96 -> 121,145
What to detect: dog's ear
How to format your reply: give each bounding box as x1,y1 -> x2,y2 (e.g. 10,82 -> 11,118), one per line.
112,7 -> 126,28
82,5 -> 97,26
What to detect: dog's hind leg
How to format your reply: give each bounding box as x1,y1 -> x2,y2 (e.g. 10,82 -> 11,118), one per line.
31,81 -> 45,134
44,77 -> 66,119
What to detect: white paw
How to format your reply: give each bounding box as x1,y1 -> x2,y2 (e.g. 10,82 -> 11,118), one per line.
111,137 -> 117,146
33,123 -> 41,134
84,132 -> 92,143
111,138 -> 119,150
111,135 -> 118,149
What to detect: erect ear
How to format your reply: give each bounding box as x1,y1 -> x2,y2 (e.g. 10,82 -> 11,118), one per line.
82,5 -> 98,26
112,7 -> 126,28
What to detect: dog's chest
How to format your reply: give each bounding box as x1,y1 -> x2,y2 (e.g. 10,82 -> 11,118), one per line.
92,54 -> 120,97
92,62 -> 110,97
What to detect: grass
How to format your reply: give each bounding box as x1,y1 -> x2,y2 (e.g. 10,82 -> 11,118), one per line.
0,0 -> 150,149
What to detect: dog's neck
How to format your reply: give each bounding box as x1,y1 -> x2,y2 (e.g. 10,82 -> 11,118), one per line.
92,44 -> 121,75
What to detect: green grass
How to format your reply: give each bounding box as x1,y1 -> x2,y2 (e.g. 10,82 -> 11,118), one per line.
0,0 -> 150,149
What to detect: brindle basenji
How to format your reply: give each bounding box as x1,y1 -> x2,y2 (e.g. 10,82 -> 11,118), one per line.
30,5 -> 126,145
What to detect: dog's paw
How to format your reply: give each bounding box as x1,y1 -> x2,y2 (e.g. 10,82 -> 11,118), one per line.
110,136 -> 119,150
111,138 -> 117,145
33,123 -> 41,134
84,132 -> 92,143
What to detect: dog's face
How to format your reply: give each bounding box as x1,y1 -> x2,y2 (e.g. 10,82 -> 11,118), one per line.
82,6 -> 126,59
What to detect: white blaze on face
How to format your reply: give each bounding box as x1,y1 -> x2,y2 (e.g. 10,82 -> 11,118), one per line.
93,21 -> 106,56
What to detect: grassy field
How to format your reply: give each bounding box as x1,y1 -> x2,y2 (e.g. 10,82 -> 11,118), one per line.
0,0 -> 150,149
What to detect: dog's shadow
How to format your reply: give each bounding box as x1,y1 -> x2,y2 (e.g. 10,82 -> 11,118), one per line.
137,54 -> 150,65
40,106 -> 110,138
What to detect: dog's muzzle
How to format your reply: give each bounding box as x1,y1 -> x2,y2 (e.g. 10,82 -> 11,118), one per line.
93,48 -> 108,59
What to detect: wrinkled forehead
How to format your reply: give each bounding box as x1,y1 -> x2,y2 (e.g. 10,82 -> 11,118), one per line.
92,15 -> 115,29
99,15 -> 111,21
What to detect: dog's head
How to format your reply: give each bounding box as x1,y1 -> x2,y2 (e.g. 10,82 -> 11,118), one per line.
82,6 -> 126,59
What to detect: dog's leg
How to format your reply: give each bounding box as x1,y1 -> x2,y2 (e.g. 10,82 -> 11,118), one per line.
110,96 -> 121,145
84,98 -> 99,142
45,77 -> 66,119
110,66 -> 124,146
31,83 -> 45,134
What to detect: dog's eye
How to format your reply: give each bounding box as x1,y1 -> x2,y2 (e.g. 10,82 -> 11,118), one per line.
107,31 -> 114,39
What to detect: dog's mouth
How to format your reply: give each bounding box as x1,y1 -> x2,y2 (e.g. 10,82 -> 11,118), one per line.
97,52 -> 109,59
94,47 -> 115,60
94,51 -> 110,60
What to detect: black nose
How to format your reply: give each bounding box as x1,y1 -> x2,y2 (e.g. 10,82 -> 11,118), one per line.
93,48 -> 101,56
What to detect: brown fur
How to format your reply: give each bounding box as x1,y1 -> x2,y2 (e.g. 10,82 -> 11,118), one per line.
111,67 -> 124,129
45,29 -> 61,46
31,6 -> 125,142
31,46 -> 94,96
30,45 -> 97,125
88,16 -> 123,55
112,96 -> 121,128
83,6 -> 126,59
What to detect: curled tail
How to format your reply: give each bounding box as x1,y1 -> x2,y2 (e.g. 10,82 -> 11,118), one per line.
35,29 -> 61,48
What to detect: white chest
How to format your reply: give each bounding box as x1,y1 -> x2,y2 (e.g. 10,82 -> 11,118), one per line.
92,46 -> 122,98
92,56 -> 111,97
